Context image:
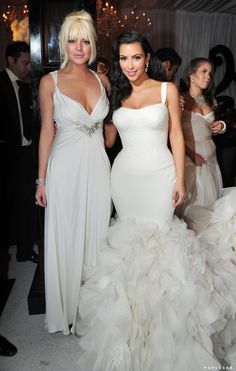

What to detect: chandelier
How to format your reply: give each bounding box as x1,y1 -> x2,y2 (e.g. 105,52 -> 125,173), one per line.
96,0 -> 152,40
2,4 -> 28,27
97,0 -> 122,39
120,5 -> 152,35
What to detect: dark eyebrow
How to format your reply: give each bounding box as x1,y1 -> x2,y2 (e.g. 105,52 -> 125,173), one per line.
119,54 -> 142,57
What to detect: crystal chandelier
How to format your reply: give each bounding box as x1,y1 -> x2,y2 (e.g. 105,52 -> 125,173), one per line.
120,4 -> 152,35
96,1 -> 152,41
96,0 -> 122,39
2,3 -> 28,27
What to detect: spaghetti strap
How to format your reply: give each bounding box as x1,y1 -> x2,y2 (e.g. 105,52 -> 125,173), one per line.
161,82 -> 167,104
90,69 -> 107,98
90,69 -> 103,88
50,70 -> 58,87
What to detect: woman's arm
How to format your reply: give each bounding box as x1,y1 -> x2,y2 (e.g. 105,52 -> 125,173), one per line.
166,82 -> 186,207
104,122 -> 117,148
35,74 -> 55,207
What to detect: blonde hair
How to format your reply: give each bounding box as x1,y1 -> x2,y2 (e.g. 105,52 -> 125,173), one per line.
59,10 -> 97,69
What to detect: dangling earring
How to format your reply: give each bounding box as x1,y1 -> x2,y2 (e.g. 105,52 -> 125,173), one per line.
191,78 -> 194,83
145,63 -> 149,73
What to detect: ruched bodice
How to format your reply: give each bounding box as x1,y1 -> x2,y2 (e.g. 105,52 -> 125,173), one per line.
52,70 -> 109,131
182,111 -> 217,162
176,109 -> 222,218
182,110 -> 214,141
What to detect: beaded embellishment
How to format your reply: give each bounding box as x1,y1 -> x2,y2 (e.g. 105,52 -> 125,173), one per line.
75,121 -> 100,136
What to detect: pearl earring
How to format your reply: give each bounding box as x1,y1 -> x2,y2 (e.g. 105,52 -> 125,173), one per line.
145,63 -> 149,73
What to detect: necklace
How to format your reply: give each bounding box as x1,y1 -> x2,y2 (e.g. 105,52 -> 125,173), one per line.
190,94 -> 206,107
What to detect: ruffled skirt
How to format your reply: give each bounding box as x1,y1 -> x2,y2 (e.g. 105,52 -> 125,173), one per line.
75,215 -> 236,370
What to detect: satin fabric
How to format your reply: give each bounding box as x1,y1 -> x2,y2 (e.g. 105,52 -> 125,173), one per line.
44,70 -> 111,334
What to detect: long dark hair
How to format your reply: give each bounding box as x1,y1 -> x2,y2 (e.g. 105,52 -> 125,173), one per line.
182,57 -> 216,108
108,31 -> 165,117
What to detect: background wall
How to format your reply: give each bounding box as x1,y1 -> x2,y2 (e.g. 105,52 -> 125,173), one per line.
147,9 -> 236,106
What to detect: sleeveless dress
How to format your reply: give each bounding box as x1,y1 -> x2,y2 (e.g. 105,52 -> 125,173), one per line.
76,83 -> 236,370
176,110 -> 223,222
44,70 -> 111,335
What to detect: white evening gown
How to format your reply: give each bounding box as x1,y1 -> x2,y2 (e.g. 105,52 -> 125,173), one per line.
76,83 -> 235,370
177,110 -> 223,221
44,70 -> 111,335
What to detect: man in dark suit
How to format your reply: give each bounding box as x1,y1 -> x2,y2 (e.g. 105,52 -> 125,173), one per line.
0,41 -> 38,263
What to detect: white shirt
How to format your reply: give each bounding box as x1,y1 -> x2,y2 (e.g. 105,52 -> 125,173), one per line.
6,68 -> 32,146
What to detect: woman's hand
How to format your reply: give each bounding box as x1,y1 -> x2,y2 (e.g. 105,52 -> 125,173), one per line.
35,185 -> 47,208
192,152 -> 205,166
172,181 -> 186,207
186,146 -> 205,166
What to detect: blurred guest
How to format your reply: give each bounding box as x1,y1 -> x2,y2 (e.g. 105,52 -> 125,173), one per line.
96,57 -> 110,76
0,41 -> 38,263
154,47 -> 182,82
213,108 -> 236,187
176,57 -> 226,221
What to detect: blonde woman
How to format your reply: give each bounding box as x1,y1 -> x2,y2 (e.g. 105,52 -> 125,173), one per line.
35,10 -> 111,335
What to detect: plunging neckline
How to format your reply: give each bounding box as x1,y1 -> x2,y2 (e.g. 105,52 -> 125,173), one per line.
55,70 -> 103,116
56,86 -> 103,116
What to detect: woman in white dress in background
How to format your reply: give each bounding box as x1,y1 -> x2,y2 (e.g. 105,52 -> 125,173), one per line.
176,58 -> 236,364
76,32 -> 234,371
35,10 -> 111,335
176,58 -> 226,223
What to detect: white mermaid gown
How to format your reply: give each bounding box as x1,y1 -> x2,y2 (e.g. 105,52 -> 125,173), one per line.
76,83 -> 236,370
177,110 -> 223,222
44,70 -> 111,335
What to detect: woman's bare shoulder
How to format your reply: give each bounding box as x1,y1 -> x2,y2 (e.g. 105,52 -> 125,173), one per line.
40,72 -> 54,85
39,73 -> 56,99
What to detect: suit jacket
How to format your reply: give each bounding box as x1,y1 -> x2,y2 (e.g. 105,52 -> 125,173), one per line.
0,70 -> 22,148
0,69 -> 33,170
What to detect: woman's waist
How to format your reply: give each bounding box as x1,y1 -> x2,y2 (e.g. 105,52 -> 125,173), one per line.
56,120 -> 103,132
184,135 -> 212,142
121,146 -> 172,156
185,138 -> 215,151
51,126 -> 105,151
113,148 -> 174,173
185,150 -> 217,163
